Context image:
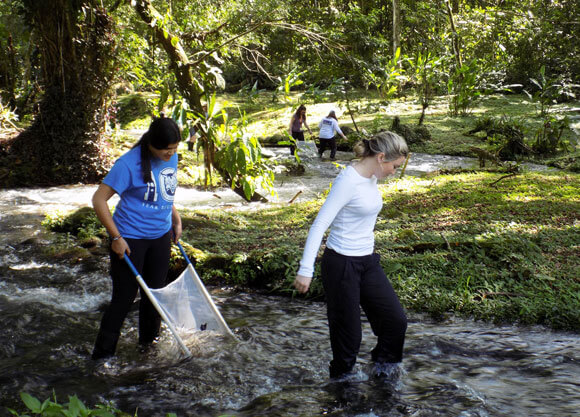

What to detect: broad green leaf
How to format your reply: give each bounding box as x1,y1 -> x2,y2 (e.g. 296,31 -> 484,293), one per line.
243,181 -> 254,200
68,395 -> 87,413
20,393 -> 41,413
236,148 -> 246,171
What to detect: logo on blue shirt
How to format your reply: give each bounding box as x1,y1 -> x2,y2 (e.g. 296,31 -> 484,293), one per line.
143,168 -> 176,203
159,167 -> 177,202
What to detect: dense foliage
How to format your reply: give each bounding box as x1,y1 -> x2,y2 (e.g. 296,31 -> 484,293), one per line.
1,0 -> 578,187
2,0 -> 116,185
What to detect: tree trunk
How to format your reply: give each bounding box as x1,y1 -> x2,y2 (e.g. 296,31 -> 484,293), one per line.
445,0 -> 462,69
133,0 -> 210,180
0,34 -> 17,109
343,86 -> 360,133
132,0 -> 265,202
9,0 -> 115,186
392,0 -> 401,61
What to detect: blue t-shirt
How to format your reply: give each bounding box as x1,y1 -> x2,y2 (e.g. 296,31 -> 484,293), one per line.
104,146 -> 178,239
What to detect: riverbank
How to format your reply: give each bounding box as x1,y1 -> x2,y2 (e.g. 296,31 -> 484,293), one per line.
42,166 -> 580,332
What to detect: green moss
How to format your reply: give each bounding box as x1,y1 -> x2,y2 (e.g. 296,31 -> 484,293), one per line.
43,206 -> 106,239
47,170 -> 580,330
171,170 -> 579,330
43,89 -> 580,331
115,93 -> 155,128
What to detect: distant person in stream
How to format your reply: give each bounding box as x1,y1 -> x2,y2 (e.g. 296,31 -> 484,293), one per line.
317,110 -> 347,160
91,115 -> 183,360
288,104 -> 312,155
294,131 -> 409,379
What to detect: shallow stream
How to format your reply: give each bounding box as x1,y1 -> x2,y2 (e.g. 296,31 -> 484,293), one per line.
1,151 -> 578,416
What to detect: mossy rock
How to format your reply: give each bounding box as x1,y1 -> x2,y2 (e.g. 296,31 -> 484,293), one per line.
115,94 -> 153,128
549,155 -> 580,172
46,246 -> 93,262
79,236 -> 102,248
284,162 -> 306,176
48,206 -> 99,235
336,134 -> 360,152
342,126 -> 355,136
390,116 -> 431,144
260,132 -> 288,145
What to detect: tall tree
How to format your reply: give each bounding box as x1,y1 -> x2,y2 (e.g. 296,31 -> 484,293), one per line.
445,0 -> 462,69
9,0 -> 116,185
392,0 -> 401,62
130,0 -> 332,199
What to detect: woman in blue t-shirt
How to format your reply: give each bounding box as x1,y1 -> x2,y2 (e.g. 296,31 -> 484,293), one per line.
91,116 -> 182,360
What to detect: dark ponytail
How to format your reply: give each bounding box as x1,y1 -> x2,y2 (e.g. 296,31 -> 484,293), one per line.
133,116 -> 181,183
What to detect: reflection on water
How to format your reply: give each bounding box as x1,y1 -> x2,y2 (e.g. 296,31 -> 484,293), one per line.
1,246 -> 579,417
1,152 -> 576,416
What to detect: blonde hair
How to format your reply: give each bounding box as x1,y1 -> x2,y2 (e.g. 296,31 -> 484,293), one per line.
353,131 -> 408,161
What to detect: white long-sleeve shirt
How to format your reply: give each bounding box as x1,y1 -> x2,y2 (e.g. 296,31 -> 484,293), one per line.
297,165 -> 383,277
318,117 -> 344,139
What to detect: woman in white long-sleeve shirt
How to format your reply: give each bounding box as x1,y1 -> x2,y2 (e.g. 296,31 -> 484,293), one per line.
318,110 -> 347,160
294,131 -> 409,379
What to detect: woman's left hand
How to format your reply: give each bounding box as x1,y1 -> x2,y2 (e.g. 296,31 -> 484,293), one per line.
294,274 -> 312,294
171,205 -> 182,243
172,223 -> 182,243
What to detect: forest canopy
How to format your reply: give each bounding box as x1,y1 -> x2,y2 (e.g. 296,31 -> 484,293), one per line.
0,0 -> 578,187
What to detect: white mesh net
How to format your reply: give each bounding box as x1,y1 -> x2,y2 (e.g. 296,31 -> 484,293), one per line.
148,265 -> 230,336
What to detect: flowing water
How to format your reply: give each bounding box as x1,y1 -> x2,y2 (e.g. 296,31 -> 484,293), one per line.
1,151 -> 578,416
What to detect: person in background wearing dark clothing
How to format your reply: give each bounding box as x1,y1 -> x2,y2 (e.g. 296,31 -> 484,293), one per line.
91,116 -> 182,360
294,131 -> 409,379
318,110 -> 347,160
288,104 -> 312,155
187,104 -> 208,151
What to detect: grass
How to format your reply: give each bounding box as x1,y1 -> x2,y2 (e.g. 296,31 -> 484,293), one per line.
172,170 -> 580,331
44,90 -> 580,331
106,89 -> 579,184
47,168 -> 580,331
228,90 -> 579,158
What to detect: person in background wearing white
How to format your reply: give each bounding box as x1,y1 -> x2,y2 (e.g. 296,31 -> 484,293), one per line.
318,110 -> 347,160
294,131 -> 409,379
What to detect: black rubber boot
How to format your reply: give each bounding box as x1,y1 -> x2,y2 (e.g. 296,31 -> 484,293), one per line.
91,329 -> 119,360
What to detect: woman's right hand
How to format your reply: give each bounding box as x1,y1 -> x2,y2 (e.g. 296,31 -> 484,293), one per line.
112,238 -> 130,259
294,274 -> 312,294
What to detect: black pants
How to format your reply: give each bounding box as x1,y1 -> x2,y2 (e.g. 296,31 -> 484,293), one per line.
321,248 -> 407,378
290,131 -> 304,155
92,232 -> 171,359
318,137 -> 337,159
